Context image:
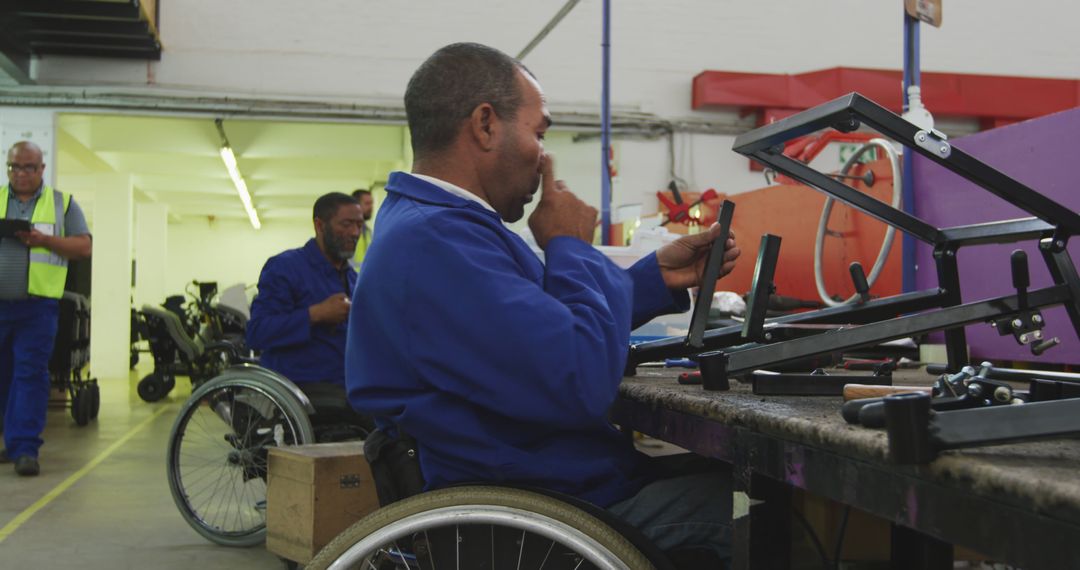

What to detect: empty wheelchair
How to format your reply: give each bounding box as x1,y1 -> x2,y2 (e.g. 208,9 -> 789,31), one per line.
136,304 -> 237,402
166,363 -> 372,547
48,291 -> 99,426
304,432 -> 683,570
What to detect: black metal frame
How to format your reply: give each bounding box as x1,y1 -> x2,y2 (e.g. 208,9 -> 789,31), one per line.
628,92 -> 1080,387
884,392 -> 1080,464
686,200 -> 735,349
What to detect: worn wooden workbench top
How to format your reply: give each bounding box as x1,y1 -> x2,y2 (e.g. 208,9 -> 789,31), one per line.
619,367 -> 1080,523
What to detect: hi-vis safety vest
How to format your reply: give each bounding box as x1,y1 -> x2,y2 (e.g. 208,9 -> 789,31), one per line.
0,184 -> 70,299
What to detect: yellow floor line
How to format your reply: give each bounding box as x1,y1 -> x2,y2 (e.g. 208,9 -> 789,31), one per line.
0,404 -> 174,544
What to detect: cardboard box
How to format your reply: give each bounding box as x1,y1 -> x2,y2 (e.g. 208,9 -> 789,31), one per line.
266,441 -> 379,564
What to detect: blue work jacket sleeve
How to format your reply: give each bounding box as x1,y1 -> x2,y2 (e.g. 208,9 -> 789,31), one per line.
246,257 -> 312,351
402,227 -> 634,430
626,252 -> 691,329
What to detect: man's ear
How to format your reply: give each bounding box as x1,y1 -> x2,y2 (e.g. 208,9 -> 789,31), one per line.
468,103 -> 498,151
313,217 -> 325,237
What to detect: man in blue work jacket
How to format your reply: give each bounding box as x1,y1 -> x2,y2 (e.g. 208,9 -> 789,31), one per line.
346,43 -> 741,560
1,141 -> 92,477
247,192 -> 373,434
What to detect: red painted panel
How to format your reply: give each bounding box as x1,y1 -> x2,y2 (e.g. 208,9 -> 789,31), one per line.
693,67 -> 1080,122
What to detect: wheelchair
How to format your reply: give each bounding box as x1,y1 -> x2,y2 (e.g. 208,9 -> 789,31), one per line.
48,291 -> 99,427
303,431 -> 717,570
166,363 -> 372,547
135,304 -> 238,402
135,280 -> 252,402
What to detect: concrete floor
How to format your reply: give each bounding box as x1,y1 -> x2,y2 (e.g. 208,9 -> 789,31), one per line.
0,364 -> 283,569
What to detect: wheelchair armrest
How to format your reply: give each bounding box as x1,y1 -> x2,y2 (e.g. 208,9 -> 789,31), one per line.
203,340 -> 243,362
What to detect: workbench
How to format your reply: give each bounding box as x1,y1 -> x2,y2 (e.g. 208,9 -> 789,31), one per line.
613,368 -> 1080,569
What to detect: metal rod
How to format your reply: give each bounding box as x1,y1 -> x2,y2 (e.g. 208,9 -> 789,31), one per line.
724,285 -> 1072,374
902,11 -> 920,294
516,0 -> 582,60
600,0 -> 612,245
627,288 -> 948,366
755,152 -> 944,244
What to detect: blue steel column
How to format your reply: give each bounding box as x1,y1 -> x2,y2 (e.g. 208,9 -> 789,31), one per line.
901,11 -> 920,292
600,0 -> 612,245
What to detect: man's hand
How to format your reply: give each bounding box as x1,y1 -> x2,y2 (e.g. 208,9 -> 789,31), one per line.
656,223 -> 740,290
14,230 -> 92,260
15,229 -> 50,249
528,154 -> 598,249
309,293 -> 351,325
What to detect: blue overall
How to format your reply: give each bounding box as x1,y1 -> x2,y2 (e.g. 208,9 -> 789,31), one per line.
346,172 -> 689,508
0,297 -> 58,459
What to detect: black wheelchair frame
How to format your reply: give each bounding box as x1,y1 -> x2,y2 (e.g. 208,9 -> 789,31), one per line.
48,291 -> 99,426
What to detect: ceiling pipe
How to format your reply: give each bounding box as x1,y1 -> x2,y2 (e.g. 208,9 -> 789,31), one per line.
0,88 -> 754,136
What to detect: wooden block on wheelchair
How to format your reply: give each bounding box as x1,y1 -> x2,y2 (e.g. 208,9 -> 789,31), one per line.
266,442 -> 379,564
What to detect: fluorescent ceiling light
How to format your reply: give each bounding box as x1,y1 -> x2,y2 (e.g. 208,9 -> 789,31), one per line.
215,119 -> 261,229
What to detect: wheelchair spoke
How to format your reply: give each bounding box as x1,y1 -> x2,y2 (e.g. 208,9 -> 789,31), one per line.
426,529 -> 435,569
538,539 -> 555,568
517,529 -> 526,570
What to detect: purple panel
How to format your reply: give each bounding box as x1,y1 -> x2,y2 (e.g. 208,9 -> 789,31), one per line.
913,107 -> 1080,364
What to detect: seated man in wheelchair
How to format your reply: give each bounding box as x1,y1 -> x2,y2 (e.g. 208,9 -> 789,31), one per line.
247,192 -> 374,440
345,43 -> 741,564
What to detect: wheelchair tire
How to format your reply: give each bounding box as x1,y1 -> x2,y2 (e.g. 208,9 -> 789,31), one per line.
307,486 -> 658,570
88,383 -> 100,420
71,387 -> 91,427
167,373 -> 315,547
137,372 -> 168,402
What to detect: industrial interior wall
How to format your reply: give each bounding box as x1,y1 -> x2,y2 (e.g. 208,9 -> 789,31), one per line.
164,217 -> 312,305
26,0 -> 1080,225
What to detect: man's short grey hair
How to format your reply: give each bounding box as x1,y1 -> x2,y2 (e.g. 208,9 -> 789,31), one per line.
404,42 -> 531,157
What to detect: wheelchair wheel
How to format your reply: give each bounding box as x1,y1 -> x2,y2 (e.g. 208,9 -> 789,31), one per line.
167,374 -> 315,547
71,387 -> 91,427
307,486 -> 658,570
137,372 -> 169,402
88,382 -> 100,420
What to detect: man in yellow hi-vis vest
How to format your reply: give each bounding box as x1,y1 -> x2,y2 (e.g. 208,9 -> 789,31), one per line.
349,188 -> 374,271
1,141 -> 92,477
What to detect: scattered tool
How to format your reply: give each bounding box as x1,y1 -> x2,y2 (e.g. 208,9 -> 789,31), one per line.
842,365 -> 1023,428
678,371 -> 702,385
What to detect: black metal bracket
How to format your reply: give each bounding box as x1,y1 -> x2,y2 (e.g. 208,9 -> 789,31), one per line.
685,200 -> 736,350
741,234 -> 782,343
884,392 -> 1080,464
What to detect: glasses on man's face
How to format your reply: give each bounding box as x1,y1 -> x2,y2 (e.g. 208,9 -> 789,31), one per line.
7,163 -> 42,174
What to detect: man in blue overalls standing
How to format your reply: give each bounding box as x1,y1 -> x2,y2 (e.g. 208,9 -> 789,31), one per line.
0,141 -> 92,476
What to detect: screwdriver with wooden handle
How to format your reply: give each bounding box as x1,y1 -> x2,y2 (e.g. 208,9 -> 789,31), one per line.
840,384 -> 934,427
842,383 -> 932,401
